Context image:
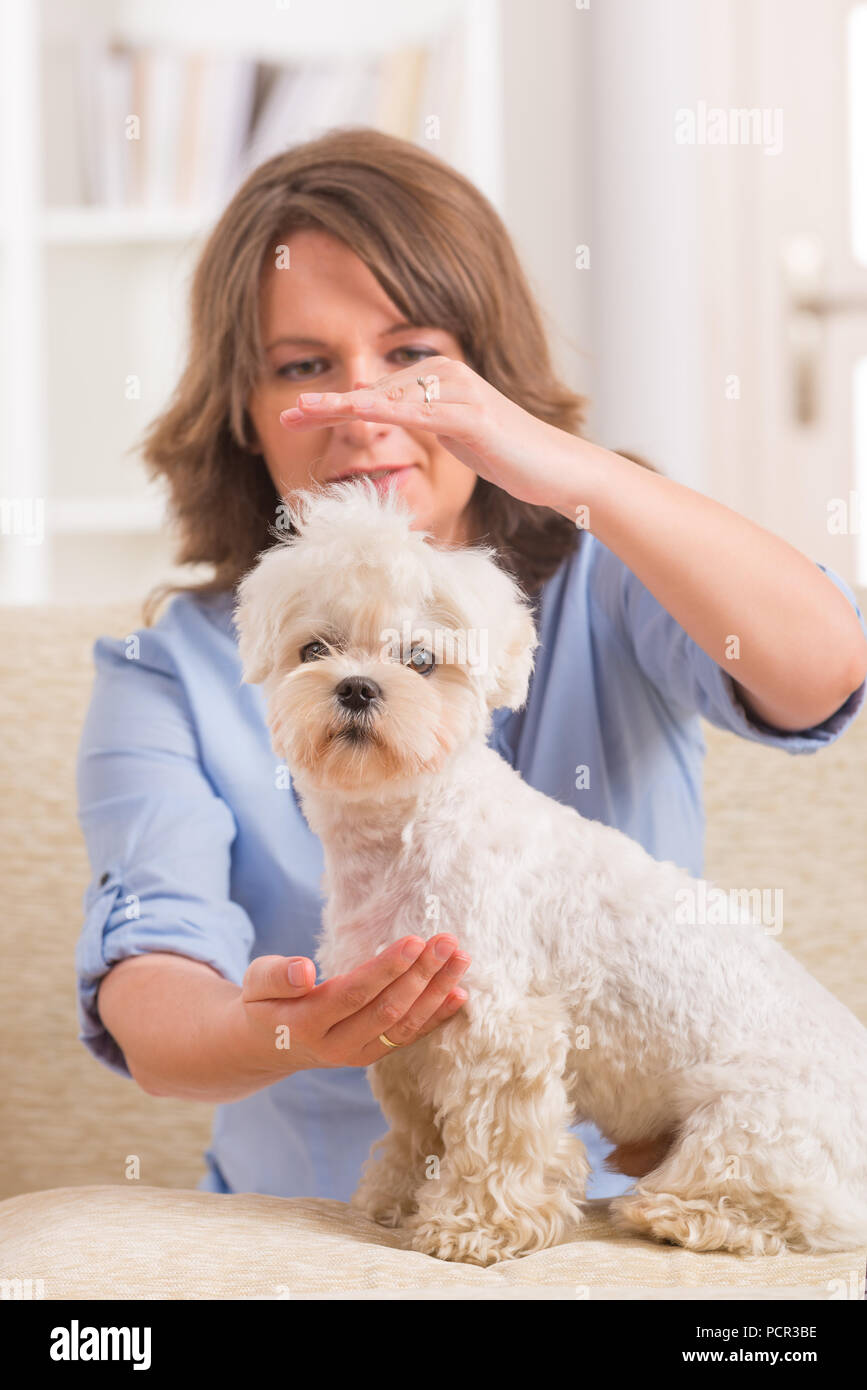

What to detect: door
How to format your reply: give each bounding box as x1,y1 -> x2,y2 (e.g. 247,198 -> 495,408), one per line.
703,0 -> 867,587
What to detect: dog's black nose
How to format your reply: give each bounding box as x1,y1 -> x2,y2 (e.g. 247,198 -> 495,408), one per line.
335,676 -> 382,712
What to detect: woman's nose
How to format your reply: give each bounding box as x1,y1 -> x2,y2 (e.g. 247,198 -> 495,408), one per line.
332,410 -> 390,446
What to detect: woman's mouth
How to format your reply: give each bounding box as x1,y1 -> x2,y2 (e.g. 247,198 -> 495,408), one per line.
329,465 -> 417,491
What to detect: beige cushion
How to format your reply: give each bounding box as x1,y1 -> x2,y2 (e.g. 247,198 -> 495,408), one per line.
0,1186 -> 863,1300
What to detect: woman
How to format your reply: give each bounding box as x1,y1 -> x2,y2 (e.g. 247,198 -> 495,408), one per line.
76,128 -> 867,1203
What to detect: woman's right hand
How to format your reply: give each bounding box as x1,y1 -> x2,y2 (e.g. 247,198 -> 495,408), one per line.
234,934 -> 470,1077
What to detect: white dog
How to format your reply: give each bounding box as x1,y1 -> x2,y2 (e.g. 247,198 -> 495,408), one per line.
234,481 -> 867,1267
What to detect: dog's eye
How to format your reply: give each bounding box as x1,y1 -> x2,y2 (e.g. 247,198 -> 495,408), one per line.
407,646 -> 435,676
300,640 -> 329,663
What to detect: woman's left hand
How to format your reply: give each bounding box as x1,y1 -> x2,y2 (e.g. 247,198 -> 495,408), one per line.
279,355 -> 578,512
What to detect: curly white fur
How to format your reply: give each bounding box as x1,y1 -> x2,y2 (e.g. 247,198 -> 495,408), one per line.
234,481 -> 867,1267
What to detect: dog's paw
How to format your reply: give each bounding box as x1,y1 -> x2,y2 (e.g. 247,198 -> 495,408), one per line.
349,1189 -> 415,1229
408,1220 -> 522,1267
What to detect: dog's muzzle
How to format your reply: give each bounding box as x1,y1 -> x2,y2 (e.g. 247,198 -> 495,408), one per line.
335,675 -> 382,714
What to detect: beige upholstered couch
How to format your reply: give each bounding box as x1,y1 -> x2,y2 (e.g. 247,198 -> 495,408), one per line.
1,602 -> 865,1299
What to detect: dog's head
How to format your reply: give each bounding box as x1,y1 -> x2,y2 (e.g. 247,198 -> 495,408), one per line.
233,481 -> 538,794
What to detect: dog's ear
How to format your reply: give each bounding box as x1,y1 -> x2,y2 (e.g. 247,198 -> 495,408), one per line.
435,545 -> 539,712
490,593 -> 538,711
233,543 -> 300,686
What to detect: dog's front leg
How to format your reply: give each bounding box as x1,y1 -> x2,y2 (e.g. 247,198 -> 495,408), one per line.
404,998 -> 589,1266
350,1052 -> 443,1229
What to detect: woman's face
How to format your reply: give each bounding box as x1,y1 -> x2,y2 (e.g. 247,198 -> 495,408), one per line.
246,228 -> 478,543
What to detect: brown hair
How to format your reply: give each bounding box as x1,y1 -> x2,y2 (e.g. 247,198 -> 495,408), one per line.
141,127 -> 592,626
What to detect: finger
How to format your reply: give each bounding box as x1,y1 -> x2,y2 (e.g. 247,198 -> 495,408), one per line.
296,356 -> 458,410
310,935 -> 428,1027
279,395 -> 475,437
368,949 -> 471,1045
323,934 -> 468,1053
367,355 -> 458,394
279,355 -> 477,429
300,372 -> 456,409
414,987 -> 469,1038
364,986 -> 469,1063
242,954 -> 316,1003
280,361 -> 465,417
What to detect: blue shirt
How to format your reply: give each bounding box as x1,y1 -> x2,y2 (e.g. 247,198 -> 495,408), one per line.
74,533 -> 866,1201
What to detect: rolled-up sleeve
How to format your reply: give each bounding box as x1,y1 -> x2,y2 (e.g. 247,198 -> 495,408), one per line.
75,631 -> 256,1078
591,541 -> 866,752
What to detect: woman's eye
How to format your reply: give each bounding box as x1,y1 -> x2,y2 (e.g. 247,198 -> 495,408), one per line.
277,358 -> 328,381
300,640 -> 329,662
389,345 -> 439,366
277,348 -> 438,379
407,646 -> 435,676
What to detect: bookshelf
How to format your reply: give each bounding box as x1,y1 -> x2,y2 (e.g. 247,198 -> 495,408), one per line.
0,0 -> 503,603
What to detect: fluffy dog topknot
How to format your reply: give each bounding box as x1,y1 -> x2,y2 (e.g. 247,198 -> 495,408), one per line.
276,477 -> 440,567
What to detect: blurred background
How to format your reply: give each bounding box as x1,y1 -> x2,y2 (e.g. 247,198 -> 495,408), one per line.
1,0 -> 865,603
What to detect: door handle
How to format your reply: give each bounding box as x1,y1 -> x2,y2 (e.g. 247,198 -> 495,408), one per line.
784,236 -> 867,425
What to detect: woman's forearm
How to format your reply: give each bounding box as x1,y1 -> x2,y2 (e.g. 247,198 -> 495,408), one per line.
285,359 -> 863,728
553,438 -> 867,731
97,952 -> 293,1103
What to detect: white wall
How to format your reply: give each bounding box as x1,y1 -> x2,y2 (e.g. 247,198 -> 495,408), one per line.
586,0 -> 713,487
500,0 -> 720,492
500,0 -> 593,409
